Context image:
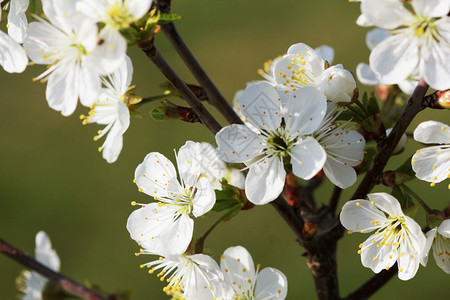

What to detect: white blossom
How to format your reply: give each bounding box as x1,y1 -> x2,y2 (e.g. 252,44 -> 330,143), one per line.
7,0 -> 29,43
19,232 -> 60,300
0,29 -> 27,73
216,81 -> 327,205
320,64 -> 356,103
423,219 -> 450,274
340,193 -> 427,280
220,245 -> 288,299
412,120 -> 450,187
360,0 -> 450,90
127,142 -> 216,255
80,56 -> 132,163
23,0 -> 126,116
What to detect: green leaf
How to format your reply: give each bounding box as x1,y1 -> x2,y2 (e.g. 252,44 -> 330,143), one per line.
158,13 -> 182,24
395,155 -> 415,177
403,205 -> 418,218
427,214 -> 443,228
30,0 -> 38,14
211,199 -> 240,212
366,94 -> 380,116
150,107 -> 165,121
334,110 -> 355,122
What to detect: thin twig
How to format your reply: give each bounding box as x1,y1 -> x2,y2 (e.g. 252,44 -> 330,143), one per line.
138,40 -> 223,134
270,195 -> 305,245
343,265 -> 398,300
0,237 -> 106,300
157,0 -> 243,125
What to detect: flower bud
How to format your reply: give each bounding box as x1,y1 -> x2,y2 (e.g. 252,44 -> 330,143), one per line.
320,65 -> 357,103
386,128 -> 407,154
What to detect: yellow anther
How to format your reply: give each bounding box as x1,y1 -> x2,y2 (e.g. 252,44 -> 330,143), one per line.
356,202 -> 361,207
131,201 -> 136,206
98,147 -> 103,152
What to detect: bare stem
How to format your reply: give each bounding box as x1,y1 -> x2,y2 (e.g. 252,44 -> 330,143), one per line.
329,186 -> 342,215
138,40 -> 223,134
157,0 -> 243,125
343,265 -> 398,300
0,237 -> 106,300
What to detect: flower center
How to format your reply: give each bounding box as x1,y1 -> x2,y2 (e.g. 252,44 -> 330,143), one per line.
106,2 -> 133,29
265,128 -> 296,157
411,15 -> 438,40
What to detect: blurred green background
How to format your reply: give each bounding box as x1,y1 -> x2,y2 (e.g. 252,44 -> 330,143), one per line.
1,0 -> 448,299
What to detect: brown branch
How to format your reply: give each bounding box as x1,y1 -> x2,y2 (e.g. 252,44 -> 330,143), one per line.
0,237 -> 106,300
343,265 -> 398,300
329,186 -> 342,215
270,195 -> 305,245
156,0 -> 243,125
138,40 -> 223,134
351,79 -> 429,201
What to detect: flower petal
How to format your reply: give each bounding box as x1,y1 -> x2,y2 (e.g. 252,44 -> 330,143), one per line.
215,124 -> 264,163
239,81 -> 282,132
323,157 -> 357,189
413,121 -> 450,144
35,231 -> 60,272
419,35 -> 450,90
134,152 -> 178,198
221,246 -> 256,295
366,28 -> 390,50
340,200 -> 386,232
192,177 -> 215,218
412,0 -> 450,18
412,146 -> 450,183
284,87 -> 327,135
254,267 -> 288,299
361,0 -> 415,29
126,0 -> 153,19
287,43 -> 325,80
0,30 -> 28,73
356,63 -> 381,85
438,219 -> 450,238
315,45 -> 334,65
367,193 -> 404,217
246,157 -> 285,205
7,0 -> 29,43
360,232 -> 397,273
369,34 -> 419,85
290,137 -> 326,180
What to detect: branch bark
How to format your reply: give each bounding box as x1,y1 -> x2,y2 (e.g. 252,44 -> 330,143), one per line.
0,237 -> 106,300
138,40 -> 223,134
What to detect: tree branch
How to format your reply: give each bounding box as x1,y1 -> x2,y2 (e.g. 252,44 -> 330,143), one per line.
351,79 -> 429,200
270,195 -> 305,245
0,237 -> 106,300
156,0 -> 243,125
329,186 -> 342,215
138,40 -> 223,134
343,265 -> 398,300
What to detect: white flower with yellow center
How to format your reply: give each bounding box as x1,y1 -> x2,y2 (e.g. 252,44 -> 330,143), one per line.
340,193 -> 426,280
137,252 -> 233,300
4,0 -> 29,43
127,142 -> 216,255
361,0 -> 450,90
411,121 -> 450,187
80,56 -> 132,163
18,231 -> 60,300
216,81 -> 327,205
423,219 -> 450,274
220,246 -> 287,300
23,0 -> 126,116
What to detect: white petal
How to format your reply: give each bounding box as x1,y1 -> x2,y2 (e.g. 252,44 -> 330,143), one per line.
126,0 -> 153,19
254,267 -> 288,299
340,200 -> 386,232
78,65 -> 101,107
322,128 -> 365,167
290,137 -> 326,180
126,204 -> 193,255
413,121 -> 450,144
412,0 -> 450,18
356,63 -> 381,86
369,34 -> 419,85
365,28 -> 390,50
239,82 -> 282,132
7,0 -> 29,43
192,177 -> 215,218
315,45 -> 334,64
45,65 -> 79,116
361,0 -> 415,29
397,77 -> 419,95
323,158 -> 357,189
35,231 -> 60,272
177,141 -> 204,185
246,157 -> 285,205
0,30 -> 28,73
215,124 -> 264,163
287,43 -> 325,79
367,193 -> 404,217
423,228 -> 437,266
90,26 -> 126,75
221,246 -> 255,295
419,36 -> 450,90
356,14 -> 373,27
438,219 -> 450,238
360,232 -> 397,273
134,152 -> 178,198
432,232 -> 450,274
284,87 -> 327,135
412,146 -> 450,183
41,0 -> 77,34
